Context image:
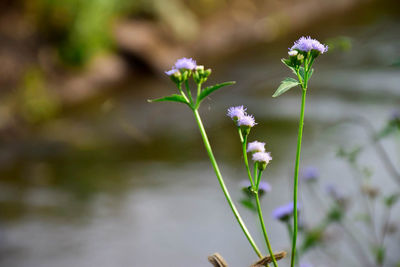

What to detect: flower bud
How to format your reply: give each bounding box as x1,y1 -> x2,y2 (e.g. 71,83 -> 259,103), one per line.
288,50 -> 298,57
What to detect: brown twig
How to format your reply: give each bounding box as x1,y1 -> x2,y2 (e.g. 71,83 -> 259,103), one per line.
250,251 -> 287,267
208,253 -> 229,267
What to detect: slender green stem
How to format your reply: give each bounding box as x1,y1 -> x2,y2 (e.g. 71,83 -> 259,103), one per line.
185,79 -> 194,105
193,109 -> 263,258
254,172 -> 278,266
253,162 -> 258,186
290,88 -> 307,267
242,135 -> 255,188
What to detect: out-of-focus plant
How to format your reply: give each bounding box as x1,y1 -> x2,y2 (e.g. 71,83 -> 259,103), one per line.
16,67 -> 60,124
282,111 -> 400,267
26,0 -> 131,66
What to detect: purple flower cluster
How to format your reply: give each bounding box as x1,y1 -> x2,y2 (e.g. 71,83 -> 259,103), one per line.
238,115 -> 257,127
165,57 -> 197,76
247,141 -> 266,153
227,106 -> 246,121
252,152 -> 272,164
227,106 -> 257,128
290,36 -> 328,54
301,166 -> 319,182
272,202 -> 300,221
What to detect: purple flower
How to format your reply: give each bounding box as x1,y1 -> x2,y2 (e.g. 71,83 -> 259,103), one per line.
290,36 -> 328,54
247,141 -> 266,153
238,115 -> 257,127
227,106 -> 247,121
165,69 -> 179,76
300,263 -> 313,267
252,152 -> 272,164
173,57 -> 197,70
390,110 -> 400,122
258,181 -> 272,193
301,166 -> 319,182
272,202 -> 300,221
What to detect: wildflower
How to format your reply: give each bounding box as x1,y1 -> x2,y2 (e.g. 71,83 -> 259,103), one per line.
165,69 -> 178,76
301,166 -> 319,182
227,106 -> 247,121
272,202 -> 300,221
238,115 -> 257,127
247,141 -> 266,153
290,36 -> 328,54
258,181 -> 272,194
252,151 -> 272,171
390,110 -> 400,123
326,184 -> 348,208
252,152 -> 272,164
174,57 -> 197,70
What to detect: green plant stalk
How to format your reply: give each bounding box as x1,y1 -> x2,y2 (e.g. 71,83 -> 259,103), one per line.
255,170 -> 278,267
290,77 -> 307,267
242,135 -> 255,188
193,109 -> 263,258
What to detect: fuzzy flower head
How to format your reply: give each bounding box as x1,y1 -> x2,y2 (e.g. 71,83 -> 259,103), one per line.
290,36 -> 328,54
252,151 -> 272,171
165,69 -> 178,76
301,166 -> 319,182
247,141 -> 266,153
238,115 -> 257,127
173,57 -> 197,70
252,152 -> 272,164
227,106 -> 247,121
272,202 -> 300,221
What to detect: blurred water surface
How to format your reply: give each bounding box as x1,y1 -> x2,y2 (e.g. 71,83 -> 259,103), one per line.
0,2 -> 400,267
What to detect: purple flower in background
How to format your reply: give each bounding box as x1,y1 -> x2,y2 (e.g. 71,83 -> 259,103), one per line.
165,68 -> 179,76
174,57 -> 197,70
390,110 -> 400,122
301,166 -> 319,182
258,181 -> 272,194
238,115 -> 257,127
252,152 -> 272,164
227,106 -> 247,121
290,36 -> 328,54
300,263 -> 313,267
272,202 -> 300,221
247,141 -> 266,153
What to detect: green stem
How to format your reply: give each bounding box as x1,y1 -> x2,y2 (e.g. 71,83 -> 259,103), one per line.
254,175 -> 278,267
185,79 -> 194,105
290,88 -> 307,267
242,135 -> 255,188
193,109 -> 263,258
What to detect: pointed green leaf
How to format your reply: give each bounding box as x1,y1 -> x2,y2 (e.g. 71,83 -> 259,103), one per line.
197,81 -> 236,103
147,94 -> 189,105
272,77 -> 300,97
299,67 -> 314,81
281,58 -> 296,74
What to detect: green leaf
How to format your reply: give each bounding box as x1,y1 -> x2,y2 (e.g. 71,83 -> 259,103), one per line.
147,94 -> 189,105
281,58 -> 296,74
197,81 -> 236,104
272,77 -> 300,97
299,67 -> 314,81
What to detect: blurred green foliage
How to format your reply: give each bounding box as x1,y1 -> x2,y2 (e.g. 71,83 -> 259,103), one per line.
17,67 -> 60,123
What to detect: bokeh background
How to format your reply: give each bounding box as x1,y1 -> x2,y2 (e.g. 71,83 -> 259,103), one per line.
0,0 -> 399,266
